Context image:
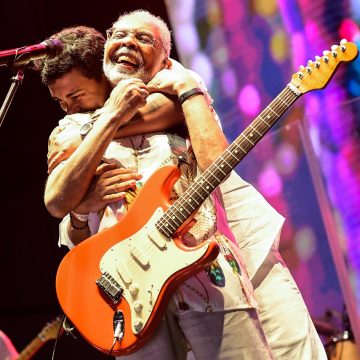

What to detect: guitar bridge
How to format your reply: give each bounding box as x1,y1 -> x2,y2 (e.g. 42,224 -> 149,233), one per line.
96,272 -> 123,304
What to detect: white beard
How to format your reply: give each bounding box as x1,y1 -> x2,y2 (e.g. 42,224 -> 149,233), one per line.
104,63 -> 151,85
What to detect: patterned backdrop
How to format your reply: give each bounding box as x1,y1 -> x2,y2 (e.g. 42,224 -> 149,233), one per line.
166,0 -> 360,341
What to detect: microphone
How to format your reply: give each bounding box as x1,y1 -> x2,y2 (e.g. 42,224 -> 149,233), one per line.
0,39 -> 63,67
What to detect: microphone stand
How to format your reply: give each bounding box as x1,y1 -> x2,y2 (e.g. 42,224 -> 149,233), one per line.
0,65 -> 26,128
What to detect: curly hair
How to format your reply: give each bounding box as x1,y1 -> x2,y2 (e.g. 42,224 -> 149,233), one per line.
33,26 -> 105,85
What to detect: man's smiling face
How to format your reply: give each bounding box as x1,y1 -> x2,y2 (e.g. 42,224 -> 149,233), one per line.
103,14 -> 167,85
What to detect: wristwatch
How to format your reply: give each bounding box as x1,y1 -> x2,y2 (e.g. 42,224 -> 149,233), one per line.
79,122 -> 93,138
79,112 -> 101,138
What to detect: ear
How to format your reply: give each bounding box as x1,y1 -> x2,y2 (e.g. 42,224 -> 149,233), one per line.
162,57 -> 171,69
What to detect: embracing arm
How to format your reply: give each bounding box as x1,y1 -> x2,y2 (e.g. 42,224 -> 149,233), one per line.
115,93 -> 183,137
45,78 -> 147,218
148,60 -> 228,171
47,92 -> 184,173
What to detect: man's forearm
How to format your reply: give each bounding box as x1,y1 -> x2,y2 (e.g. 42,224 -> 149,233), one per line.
115,93 -> 183,138
181,94 -> 228,170
45,93 -> 184,218
45,112 -> 124,218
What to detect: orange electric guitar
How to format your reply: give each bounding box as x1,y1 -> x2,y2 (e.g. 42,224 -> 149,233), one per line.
56,40 -> 358,356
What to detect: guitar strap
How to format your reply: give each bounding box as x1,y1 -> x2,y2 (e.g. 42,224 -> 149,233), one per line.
167,133 -> 237,245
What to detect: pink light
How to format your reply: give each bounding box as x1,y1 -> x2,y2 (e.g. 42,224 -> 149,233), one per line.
339,18 -> 360,42
221,67 -> 237,96
276,142 -> 298,176
237,84 -> 260,116
258,164 -> 283,197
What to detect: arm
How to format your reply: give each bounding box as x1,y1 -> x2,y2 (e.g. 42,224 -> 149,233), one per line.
63,163 -> 143,246
148,59 -> 229,170
45,78 -> 147,218
47,93 -> 184,174
115,93 -> 183,137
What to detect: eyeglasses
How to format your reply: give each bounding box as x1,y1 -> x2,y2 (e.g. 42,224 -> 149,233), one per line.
106,28 -> 164,50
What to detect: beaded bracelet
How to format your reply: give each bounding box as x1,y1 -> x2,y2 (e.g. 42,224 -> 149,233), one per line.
179,87 -> 204,105
69,212 -> 89,230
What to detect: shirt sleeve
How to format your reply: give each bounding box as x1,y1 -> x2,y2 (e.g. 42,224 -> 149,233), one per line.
58,214 -> 75,249
218,171 -> 285,278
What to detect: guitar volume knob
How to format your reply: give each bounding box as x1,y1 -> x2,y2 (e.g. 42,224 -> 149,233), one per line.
134,318 -> 144,332
129,283 -> 139,295
133,300 -> 143,312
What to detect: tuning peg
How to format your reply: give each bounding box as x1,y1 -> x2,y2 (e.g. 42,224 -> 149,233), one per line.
322,50 -> 330,63
340,39 -> 348,45
332,51 -> 337,57
340,43 -> 346,52
315,55 -> 321,61
315,61 -> 320,68
307,60 -> 313,66
306,66 -> 312,73
331,45 -> 339,51
298,65 -> 305,71
297,72 -> 304,79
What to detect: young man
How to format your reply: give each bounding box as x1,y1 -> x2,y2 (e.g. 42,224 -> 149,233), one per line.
37,12 -> 326,359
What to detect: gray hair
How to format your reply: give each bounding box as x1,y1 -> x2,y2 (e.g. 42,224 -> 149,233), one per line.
112,9 -> 172,56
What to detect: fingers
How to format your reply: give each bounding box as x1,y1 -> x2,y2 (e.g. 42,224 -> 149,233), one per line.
112,180 -> 137,194
138,88 -> 149,99
147,80 -> 161,94
96,165 -> 142,195
95,162 -> 118,176
103,192 -> 127,203
101,167 -> 139,179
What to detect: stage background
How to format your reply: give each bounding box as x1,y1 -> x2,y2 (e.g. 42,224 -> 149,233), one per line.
0,0 -> 359,358
166,0 -> 360,347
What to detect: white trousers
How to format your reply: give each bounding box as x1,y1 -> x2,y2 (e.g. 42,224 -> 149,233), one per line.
119,300 -> 274,360
219,172 -> 327,359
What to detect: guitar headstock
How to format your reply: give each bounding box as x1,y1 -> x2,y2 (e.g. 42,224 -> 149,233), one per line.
38,316 -> 63,342
290,39 -> 358,94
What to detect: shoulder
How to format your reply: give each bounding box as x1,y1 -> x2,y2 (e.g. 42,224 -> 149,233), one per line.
48,113 -> 93,145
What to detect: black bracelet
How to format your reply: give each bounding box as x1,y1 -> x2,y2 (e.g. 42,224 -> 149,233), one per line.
179,87 -> 204,105
69,212 -> 89,230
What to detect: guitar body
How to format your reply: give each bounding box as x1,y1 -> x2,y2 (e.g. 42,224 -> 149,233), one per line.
56,165 -> 219,355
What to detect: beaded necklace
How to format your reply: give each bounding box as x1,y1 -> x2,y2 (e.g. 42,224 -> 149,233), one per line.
129,135 -> 146,171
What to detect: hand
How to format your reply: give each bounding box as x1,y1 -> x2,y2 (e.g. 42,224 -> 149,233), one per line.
147,59 -> 198,96
47,125 -> 82,174
74,163 -> 143,214
104,78 -> 149,125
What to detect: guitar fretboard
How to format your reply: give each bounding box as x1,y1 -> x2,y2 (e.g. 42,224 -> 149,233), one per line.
155,85 -> 299,237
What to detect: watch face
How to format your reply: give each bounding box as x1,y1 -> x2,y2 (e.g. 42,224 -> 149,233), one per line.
80,122 -> 93,137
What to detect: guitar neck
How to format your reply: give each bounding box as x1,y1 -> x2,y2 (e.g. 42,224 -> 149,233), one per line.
156,84 -> 300,237
17,336 -> 45,360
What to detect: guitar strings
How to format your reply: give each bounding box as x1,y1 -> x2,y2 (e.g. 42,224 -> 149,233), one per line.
156,86 -> 298,236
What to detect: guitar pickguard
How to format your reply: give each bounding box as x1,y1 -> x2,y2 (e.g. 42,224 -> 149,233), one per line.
99,207 -> 208,334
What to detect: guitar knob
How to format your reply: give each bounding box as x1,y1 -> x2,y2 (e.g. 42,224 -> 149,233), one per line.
134,318 -> 143,332
133,300 -> 143,312
129,283 -> 139,296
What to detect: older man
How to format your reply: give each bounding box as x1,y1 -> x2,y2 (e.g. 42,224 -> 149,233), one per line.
39,10 -> 326,360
